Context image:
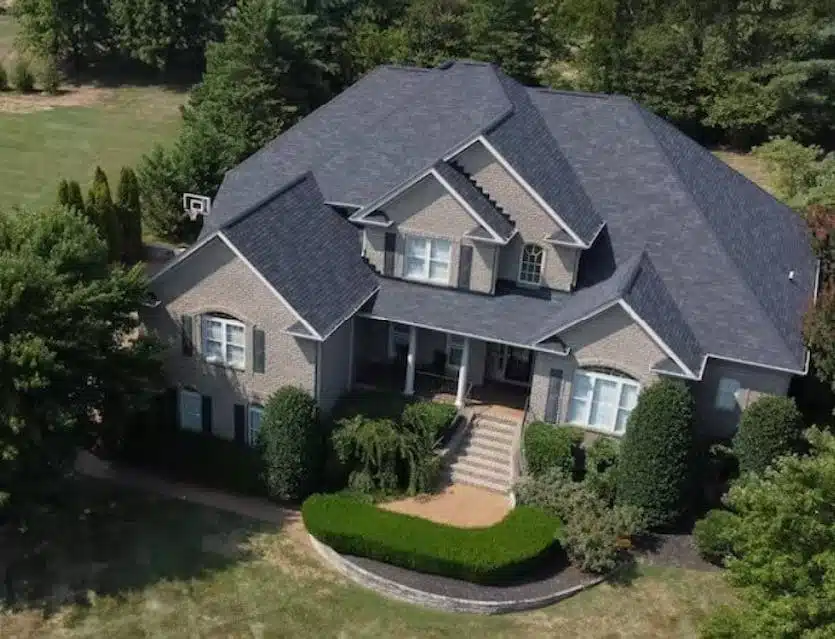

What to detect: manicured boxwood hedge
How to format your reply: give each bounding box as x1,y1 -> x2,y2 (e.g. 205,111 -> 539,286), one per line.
524,422 -> 585,478
302,493 -> 564,584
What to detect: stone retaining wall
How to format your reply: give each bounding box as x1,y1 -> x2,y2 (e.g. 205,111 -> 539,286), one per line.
309,534 -> 602,615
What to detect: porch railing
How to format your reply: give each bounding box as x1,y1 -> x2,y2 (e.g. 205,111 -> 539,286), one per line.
509,395 -> 531,491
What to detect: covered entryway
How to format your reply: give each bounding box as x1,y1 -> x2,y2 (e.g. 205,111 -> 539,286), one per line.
485,343 -> 534,386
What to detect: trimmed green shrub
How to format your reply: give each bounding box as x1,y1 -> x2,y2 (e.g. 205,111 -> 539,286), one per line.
0,63 -> 7,91
303,493 -> 563,584
39,57 -> 60,95
733,395 -> 805,475
401,401 -> 457,444
694,509 -> 738,566
516,468 -> 646,573
258,386 -> 324,501
525,422 -> 584,477
11,59 -> 35,92
616,379 -> 696,528
583,436 -> 620,503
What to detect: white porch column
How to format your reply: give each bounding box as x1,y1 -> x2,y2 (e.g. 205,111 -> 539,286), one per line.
455,337 -> 471,408
404,325 -> 417,396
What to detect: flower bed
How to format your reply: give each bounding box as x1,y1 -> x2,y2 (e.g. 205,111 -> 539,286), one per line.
303,494 -> 564,585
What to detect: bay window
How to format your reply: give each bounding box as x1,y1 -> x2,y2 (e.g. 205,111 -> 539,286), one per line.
566,369 -> 640,435
404,236 -> 451,284
203,315 -> 246,370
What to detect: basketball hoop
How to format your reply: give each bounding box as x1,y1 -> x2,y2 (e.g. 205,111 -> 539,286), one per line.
183,193 -> 211,221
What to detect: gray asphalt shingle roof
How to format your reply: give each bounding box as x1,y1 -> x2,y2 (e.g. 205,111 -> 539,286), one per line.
222,173 -> 379,339
199,60 -> 814,374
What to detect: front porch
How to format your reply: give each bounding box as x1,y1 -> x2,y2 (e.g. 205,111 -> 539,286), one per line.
353,317 -> 532,423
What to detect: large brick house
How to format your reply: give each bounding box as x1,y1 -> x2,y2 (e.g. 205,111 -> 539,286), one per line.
144,61 -> 817,482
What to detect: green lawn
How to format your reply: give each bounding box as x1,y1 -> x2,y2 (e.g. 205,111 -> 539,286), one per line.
1,479 -> 735,638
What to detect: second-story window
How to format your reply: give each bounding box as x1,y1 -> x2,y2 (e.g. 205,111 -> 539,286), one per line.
518,244 -> 544,285
203,315 -> 246,370
404,236 -> 451,284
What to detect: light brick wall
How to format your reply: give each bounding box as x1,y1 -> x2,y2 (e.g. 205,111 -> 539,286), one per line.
146,237 -> 317,439
454,142 -> 579,292
469,241 -> 498,294
363,228 -> 386,272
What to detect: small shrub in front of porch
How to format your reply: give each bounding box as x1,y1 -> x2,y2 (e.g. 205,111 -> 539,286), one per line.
302,493 -> 563,585
524,422 -> 585,478
733,395 -> 805,475
516,468 -> 646,574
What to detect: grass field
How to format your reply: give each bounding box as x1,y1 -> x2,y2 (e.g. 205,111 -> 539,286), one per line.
0,15 -> 185,213
1,479 -> 735,639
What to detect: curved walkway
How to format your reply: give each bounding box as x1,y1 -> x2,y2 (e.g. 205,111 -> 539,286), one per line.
309,535 -> 602,615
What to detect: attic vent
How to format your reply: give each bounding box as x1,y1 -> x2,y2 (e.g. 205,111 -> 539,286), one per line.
437,60 -> 455,70
789,270 -> 796,281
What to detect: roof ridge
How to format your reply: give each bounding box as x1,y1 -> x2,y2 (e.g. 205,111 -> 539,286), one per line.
631,103 -> 796,361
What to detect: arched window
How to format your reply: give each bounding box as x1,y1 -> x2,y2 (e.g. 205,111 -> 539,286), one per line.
566,369 -> 641,435
518,244 -> 544,285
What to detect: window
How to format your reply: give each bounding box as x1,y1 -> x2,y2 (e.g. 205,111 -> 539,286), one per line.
179,389 -> 202,432
447,334 -> 465,369
566,370 -> 640,435
389,322 -> 411,358
248,405 -> 264,446
715,378 -> 741,411
203,315 -> 246,370
518,244 -> 544,285
404,236 -> 451,284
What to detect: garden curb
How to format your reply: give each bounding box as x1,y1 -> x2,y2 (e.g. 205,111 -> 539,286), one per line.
308,534 -> 603,615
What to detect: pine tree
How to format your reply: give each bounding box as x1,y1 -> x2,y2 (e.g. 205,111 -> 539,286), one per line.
116,167 -> 143,263
57,179 -> 70,208
87,167 -> 121,262
67,180 -> 85,214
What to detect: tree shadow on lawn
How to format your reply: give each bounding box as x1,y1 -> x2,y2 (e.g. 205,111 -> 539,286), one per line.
0,477 -> 281,616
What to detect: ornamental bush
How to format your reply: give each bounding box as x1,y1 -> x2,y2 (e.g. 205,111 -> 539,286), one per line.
583,436 -> 620,503
258,386 -> 324,501
693,509 -> 738,566
524,422 -> 584,478
0,63 -> 7,91
516,468 -> 646,573
39,57 -> 60,95
616,379 -> 696,528
302,493 -> 563,584
401,401 -> 457,444
733,395 -> 805,475
11,58 -> 35,92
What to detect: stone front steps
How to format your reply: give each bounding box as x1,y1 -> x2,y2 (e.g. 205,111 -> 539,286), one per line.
444,414 -> 518,494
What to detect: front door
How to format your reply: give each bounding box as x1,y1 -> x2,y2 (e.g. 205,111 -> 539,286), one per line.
504,347 -> 533,384
486,344 -> 533,385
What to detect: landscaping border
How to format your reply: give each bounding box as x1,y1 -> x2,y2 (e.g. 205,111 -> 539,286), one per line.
309,534 -> 603,614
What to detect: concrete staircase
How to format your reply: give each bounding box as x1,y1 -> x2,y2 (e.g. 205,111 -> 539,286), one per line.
444,413 -> 518,494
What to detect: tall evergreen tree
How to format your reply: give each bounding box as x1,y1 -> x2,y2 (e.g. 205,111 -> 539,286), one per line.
87,167 -> 121,262
464,0 -> 540,83
116,167 -> 143,264
66,180 -> 85,215
57,179 -> 70,208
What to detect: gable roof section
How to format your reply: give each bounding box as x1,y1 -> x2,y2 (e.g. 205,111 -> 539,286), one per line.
221,173 -> 379,339
530,88 -> 814,372
432,161 -> 515,241
485,71 -> 603,245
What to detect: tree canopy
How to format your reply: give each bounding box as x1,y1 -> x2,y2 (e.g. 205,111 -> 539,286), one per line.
0,206 -> 162,516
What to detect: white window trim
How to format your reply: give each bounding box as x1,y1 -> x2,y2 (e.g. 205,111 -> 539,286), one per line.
715,377 -> 741,411
179,388 -> 202,432
517,243 -> 545,287
567,369 -> 640,435
402,235 -> 452,285
388,322 -> 411,358
247,404 -> 264,446
202,315 -> 246,371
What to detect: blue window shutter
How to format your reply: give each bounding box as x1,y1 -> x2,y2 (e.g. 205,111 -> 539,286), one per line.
234,404 -> 246,444
383,232 -> 396,276
181,314 -> 194,356
201,395 -> 212,434
253,327 -> 266,374
544,369 -> 564,423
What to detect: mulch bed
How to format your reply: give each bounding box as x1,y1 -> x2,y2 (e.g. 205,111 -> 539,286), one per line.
634,533 -> 719,572
345,554 -> 599,602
